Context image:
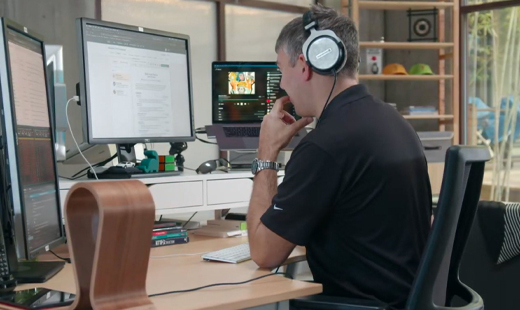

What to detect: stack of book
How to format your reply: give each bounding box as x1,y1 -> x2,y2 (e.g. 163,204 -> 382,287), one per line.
151,221 -> 189,248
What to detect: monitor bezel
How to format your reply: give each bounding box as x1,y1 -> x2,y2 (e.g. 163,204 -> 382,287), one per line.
76,18 -> 196,145
211,61 -> 282,124
0,17 -> 66,260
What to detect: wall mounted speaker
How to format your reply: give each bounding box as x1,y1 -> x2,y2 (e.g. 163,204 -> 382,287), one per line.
407,9 -> 438,42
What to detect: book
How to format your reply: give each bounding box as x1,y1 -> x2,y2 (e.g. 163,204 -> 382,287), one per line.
152,229 -> 185,237
151,236 -> 190,248
153,225 -> 183,232
152,231 -> 188,240
153,220 -> 182,229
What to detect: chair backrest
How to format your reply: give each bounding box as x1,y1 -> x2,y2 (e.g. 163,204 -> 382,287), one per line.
460,201 -> 520,310
406,145 -> 491,310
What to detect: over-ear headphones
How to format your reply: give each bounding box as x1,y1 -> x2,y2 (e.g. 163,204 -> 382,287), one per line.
302,10 -> 347,75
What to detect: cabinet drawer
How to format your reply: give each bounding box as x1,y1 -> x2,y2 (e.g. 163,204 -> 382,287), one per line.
207,178 -> 253,205
148,181 -> 203,210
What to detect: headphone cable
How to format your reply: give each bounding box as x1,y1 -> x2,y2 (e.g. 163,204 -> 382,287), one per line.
317,69 -> 338,126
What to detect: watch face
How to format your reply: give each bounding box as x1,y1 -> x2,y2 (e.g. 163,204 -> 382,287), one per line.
251,159 -> 258,174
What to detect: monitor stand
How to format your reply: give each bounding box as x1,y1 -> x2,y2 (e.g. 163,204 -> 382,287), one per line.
117,143 -> 137,163
11,261 -> 65,283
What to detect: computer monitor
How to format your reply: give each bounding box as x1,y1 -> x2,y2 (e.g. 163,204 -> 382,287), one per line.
0,18 -> 65,283
212,61 -> 299,124
76,18 -> 195,151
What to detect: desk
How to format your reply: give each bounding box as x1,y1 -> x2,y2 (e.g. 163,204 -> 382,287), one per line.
13,234 -> 320,310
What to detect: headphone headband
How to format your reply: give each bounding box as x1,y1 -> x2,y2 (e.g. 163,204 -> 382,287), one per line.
303,11 -> 317,32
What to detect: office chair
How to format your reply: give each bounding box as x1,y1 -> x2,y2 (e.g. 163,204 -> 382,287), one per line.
290,145 -> 490,310
459,201 -> 520,310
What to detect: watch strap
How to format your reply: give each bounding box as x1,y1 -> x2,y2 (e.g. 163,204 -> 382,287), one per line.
253,158 -> 280,175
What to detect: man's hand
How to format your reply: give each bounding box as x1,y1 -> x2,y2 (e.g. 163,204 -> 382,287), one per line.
258,97 -> 313,161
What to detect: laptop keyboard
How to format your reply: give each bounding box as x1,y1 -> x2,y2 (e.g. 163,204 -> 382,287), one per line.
223,127 -> 261,138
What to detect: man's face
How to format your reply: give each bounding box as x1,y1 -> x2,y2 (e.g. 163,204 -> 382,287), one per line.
276,49 -> 312,117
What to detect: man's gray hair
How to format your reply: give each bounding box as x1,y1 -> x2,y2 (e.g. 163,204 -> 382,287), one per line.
275,4 -> 359,78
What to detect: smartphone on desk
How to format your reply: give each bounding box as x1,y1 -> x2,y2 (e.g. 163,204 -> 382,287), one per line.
0,288 -> 75,309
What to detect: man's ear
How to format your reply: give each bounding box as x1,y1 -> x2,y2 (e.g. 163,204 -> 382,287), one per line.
298,54 -> 312,82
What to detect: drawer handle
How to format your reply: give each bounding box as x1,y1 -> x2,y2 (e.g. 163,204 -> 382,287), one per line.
424,146 -> 441,150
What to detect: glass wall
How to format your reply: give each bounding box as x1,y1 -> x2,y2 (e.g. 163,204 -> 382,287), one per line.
463,4 -> 520,200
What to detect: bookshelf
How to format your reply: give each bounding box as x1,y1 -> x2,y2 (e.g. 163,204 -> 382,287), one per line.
358,74 -> 454,81
344,0 -> 460,143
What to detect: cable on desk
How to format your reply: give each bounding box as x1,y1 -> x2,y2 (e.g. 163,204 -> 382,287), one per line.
196,136 -> 217,145
176,165 -> 197,171
182,211 -> 198,228
49,250 -> 71,264
66,97 -> 98,180
148,272 -> 286,297
60,172 -> 89,180
195,127 -> 207,134
69,153 -> 117,179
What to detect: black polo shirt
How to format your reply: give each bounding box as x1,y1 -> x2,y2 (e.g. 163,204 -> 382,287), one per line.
261,84 -> 432,310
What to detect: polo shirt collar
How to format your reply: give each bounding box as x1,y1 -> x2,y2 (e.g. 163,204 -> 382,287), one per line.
319,84 -> 370,121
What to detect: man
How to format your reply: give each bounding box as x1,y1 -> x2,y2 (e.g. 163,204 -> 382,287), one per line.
247,4 -> 432,310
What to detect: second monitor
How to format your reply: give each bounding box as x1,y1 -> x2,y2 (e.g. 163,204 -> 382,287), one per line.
212,62 -> 299,124
77,18 -> 196,146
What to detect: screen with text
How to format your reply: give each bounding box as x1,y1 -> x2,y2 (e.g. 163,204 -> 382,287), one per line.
7,28 -> 61,252
83,24 -> 192,140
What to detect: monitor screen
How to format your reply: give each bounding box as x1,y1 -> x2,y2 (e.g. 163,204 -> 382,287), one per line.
78,19 -> 195,144
1,26 -> 63,259
212,62 -> 298,124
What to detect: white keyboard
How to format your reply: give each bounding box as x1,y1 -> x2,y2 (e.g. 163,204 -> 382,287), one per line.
201,243 -> 251,264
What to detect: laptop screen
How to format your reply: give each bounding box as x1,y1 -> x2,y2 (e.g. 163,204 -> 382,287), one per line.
212,62 -> 298,124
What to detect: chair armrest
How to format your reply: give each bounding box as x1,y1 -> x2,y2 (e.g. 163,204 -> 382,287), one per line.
290,295 -> 389,310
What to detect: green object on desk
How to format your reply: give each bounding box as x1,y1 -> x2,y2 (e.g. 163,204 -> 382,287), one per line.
164,155 -> 175,163
137,150 -> 159,173
164,163 -> 176,171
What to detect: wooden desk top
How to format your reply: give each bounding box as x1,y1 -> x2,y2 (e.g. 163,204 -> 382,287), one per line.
14,234 -> 320,310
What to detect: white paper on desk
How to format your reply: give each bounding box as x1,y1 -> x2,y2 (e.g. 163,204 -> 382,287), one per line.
226,230 -> 247,237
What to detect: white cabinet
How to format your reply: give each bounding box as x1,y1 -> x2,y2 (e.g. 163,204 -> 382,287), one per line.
58,170 -> 285,216
207,178 -> 253,205
148,181 -> 203,210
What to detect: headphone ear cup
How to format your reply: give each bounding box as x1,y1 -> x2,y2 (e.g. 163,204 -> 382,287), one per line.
304,30 -> 347,75
334,41 -> 347,73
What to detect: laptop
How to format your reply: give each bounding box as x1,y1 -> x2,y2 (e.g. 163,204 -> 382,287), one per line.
208,61 -> 307,150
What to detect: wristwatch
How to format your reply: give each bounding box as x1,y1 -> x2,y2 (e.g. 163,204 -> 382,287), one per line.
251,158 -> 280,175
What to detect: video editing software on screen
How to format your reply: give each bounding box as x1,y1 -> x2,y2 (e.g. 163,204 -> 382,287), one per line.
212,63 -> 297,123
